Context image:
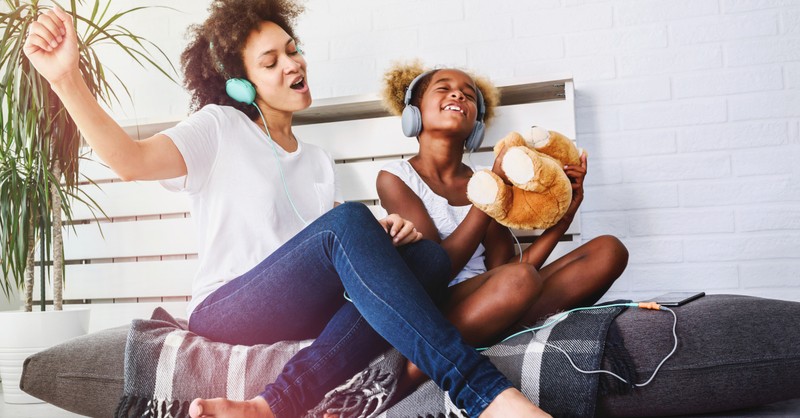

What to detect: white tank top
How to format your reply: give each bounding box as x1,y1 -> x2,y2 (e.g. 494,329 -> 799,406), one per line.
381,160 -> 486,287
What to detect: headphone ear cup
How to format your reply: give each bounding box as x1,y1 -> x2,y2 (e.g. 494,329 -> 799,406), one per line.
401,105 -> 422,137
225,78 -> 257,105
465,120 -> 485,152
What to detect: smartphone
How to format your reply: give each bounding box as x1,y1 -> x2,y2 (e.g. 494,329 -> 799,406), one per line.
653,291 -> 705,307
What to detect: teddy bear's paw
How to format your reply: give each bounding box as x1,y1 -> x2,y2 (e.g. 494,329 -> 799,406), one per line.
467,170 -> 500,206
501,146 -> 546,191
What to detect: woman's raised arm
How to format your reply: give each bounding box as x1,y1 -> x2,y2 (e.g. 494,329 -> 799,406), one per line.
23,5 -> 186,181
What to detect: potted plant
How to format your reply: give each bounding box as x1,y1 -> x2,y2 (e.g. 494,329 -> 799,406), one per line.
0,0 -> 175,403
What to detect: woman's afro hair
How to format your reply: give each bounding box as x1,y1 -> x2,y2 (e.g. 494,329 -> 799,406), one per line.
180,0 -> 304,120
380,60 -> 500,126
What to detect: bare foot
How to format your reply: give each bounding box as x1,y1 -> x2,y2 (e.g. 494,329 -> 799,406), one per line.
479,388 -> 551,418
189,396 -> 273,418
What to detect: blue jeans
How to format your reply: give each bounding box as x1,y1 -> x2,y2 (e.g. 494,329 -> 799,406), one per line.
189,202 -> 511,418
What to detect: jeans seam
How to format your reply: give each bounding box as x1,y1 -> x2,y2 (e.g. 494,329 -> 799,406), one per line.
330,234 -> 497,409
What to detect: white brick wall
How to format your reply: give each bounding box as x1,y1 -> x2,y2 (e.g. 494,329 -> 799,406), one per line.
95,0 -> 800,302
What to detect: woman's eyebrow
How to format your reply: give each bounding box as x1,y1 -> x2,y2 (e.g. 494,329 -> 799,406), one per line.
258,38 -> 295,58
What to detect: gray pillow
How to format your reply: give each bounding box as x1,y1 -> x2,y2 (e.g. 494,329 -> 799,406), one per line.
21,294 -> 800,417
20,324 -> 128,417
598,294 -> 800,416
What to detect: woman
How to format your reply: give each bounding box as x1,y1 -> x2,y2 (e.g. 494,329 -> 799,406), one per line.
377,63 -> 629,390
24,2 -> 551,417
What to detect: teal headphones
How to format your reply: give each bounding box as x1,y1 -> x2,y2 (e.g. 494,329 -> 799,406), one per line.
401,70 -> 486,152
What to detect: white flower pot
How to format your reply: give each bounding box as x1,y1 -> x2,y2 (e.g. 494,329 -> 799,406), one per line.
0,308 -> 90,404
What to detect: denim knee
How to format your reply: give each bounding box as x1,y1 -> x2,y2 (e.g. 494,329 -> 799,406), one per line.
335,201 -> 374,224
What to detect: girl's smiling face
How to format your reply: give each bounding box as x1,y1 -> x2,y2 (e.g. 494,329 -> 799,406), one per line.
418,69 -> 480,140
241,21 -> 311,113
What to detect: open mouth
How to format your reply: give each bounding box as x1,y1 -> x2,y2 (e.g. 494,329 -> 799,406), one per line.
290,77 -> 306,90
443,104 -> 465,116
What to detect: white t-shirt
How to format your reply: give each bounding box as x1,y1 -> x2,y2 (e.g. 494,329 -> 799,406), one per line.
381,160 -> 486,287
159,104 -> 342,316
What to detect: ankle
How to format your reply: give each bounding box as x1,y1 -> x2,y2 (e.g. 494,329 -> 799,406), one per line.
252,396 -> 274,418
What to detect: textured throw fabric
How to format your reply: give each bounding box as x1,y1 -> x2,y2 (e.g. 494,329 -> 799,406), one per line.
116,304 -> 629,418
114,308 -> 310,417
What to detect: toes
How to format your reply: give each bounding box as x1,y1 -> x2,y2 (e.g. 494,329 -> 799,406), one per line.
189,398 -> 204,417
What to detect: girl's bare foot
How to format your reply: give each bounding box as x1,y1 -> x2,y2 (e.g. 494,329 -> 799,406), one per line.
479,388 -> 551,418
189,396 -> 273,418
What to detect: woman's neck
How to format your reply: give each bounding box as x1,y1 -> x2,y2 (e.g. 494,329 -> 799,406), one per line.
254,104 -> 297,151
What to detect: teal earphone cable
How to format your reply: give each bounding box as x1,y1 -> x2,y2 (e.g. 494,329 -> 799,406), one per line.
477,302 -> 678,387
253,105 -> 309,226
478,303 -> 640,349
542,306 -> 678,387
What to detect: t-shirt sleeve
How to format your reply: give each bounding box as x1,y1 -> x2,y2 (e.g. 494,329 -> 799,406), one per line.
159,105 -> 222,194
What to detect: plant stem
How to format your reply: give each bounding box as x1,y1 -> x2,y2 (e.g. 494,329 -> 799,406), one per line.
24,221 -> 34,313
51,163 -> 64,311
39,217 -> 45,312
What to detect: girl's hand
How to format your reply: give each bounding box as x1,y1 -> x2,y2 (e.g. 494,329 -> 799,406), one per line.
23,5 -> 79,85
379,214 -> 423,247
563,151 -> 587,219
491,144 -> 510,181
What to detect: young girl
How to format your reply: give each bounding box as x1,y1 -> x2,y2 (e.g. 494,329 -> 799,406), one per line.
24,2 -> 551,417
377,62 -> 629,388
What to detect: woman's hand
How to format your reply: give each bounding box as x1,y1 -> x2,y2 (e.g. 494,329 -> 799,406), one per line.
23,5 -> 79,85
379,214 -> 423,247
563,151 -> 587,221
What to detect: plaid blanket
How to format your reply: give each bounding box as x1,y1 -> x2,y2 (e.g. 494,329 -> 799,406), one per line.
116,304 -> 629,418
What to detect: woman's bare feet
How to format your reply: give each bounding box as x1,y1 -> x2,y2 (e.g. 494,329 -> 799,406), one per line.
189,396 -> 273,418
479,388 -> 551,418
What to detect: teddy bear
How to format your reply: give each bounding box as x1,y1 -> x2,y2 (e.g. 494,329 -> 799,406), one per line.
466,126 -> 582,230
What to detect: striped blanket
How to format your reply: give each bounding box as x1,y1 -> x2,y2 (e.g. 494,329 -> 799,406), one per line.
115,304 -> 629,418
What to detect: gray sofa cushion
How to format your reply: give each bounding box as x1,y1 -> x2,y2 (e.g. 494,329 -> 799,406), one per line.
20,294 -> 800,417
598,294 -> 800,416
20,324 -> 128,417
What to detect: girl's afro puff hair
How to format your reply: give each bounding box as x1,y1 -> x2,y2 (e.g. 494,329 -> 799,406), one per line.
381,60 -> 501,126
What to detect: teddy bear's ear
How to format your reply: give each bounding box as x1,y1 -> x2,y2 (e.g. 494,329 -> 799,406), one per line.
527,126 -> 551,147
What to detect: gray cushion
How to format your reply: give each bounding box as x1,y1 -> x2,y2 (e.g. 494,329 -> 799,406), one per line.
20,324 -> 128,417
20,295 -> 800,417
599,294 -> 800,416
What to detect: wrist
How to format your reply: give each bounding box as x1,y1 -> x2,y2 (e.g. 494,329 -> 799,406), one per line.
557,213 -> 574,228
50,70 -> 83,95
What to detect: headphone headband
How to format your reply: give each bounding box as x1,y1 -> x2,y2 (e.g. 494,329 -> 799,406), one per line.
401,69 -> 487,151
